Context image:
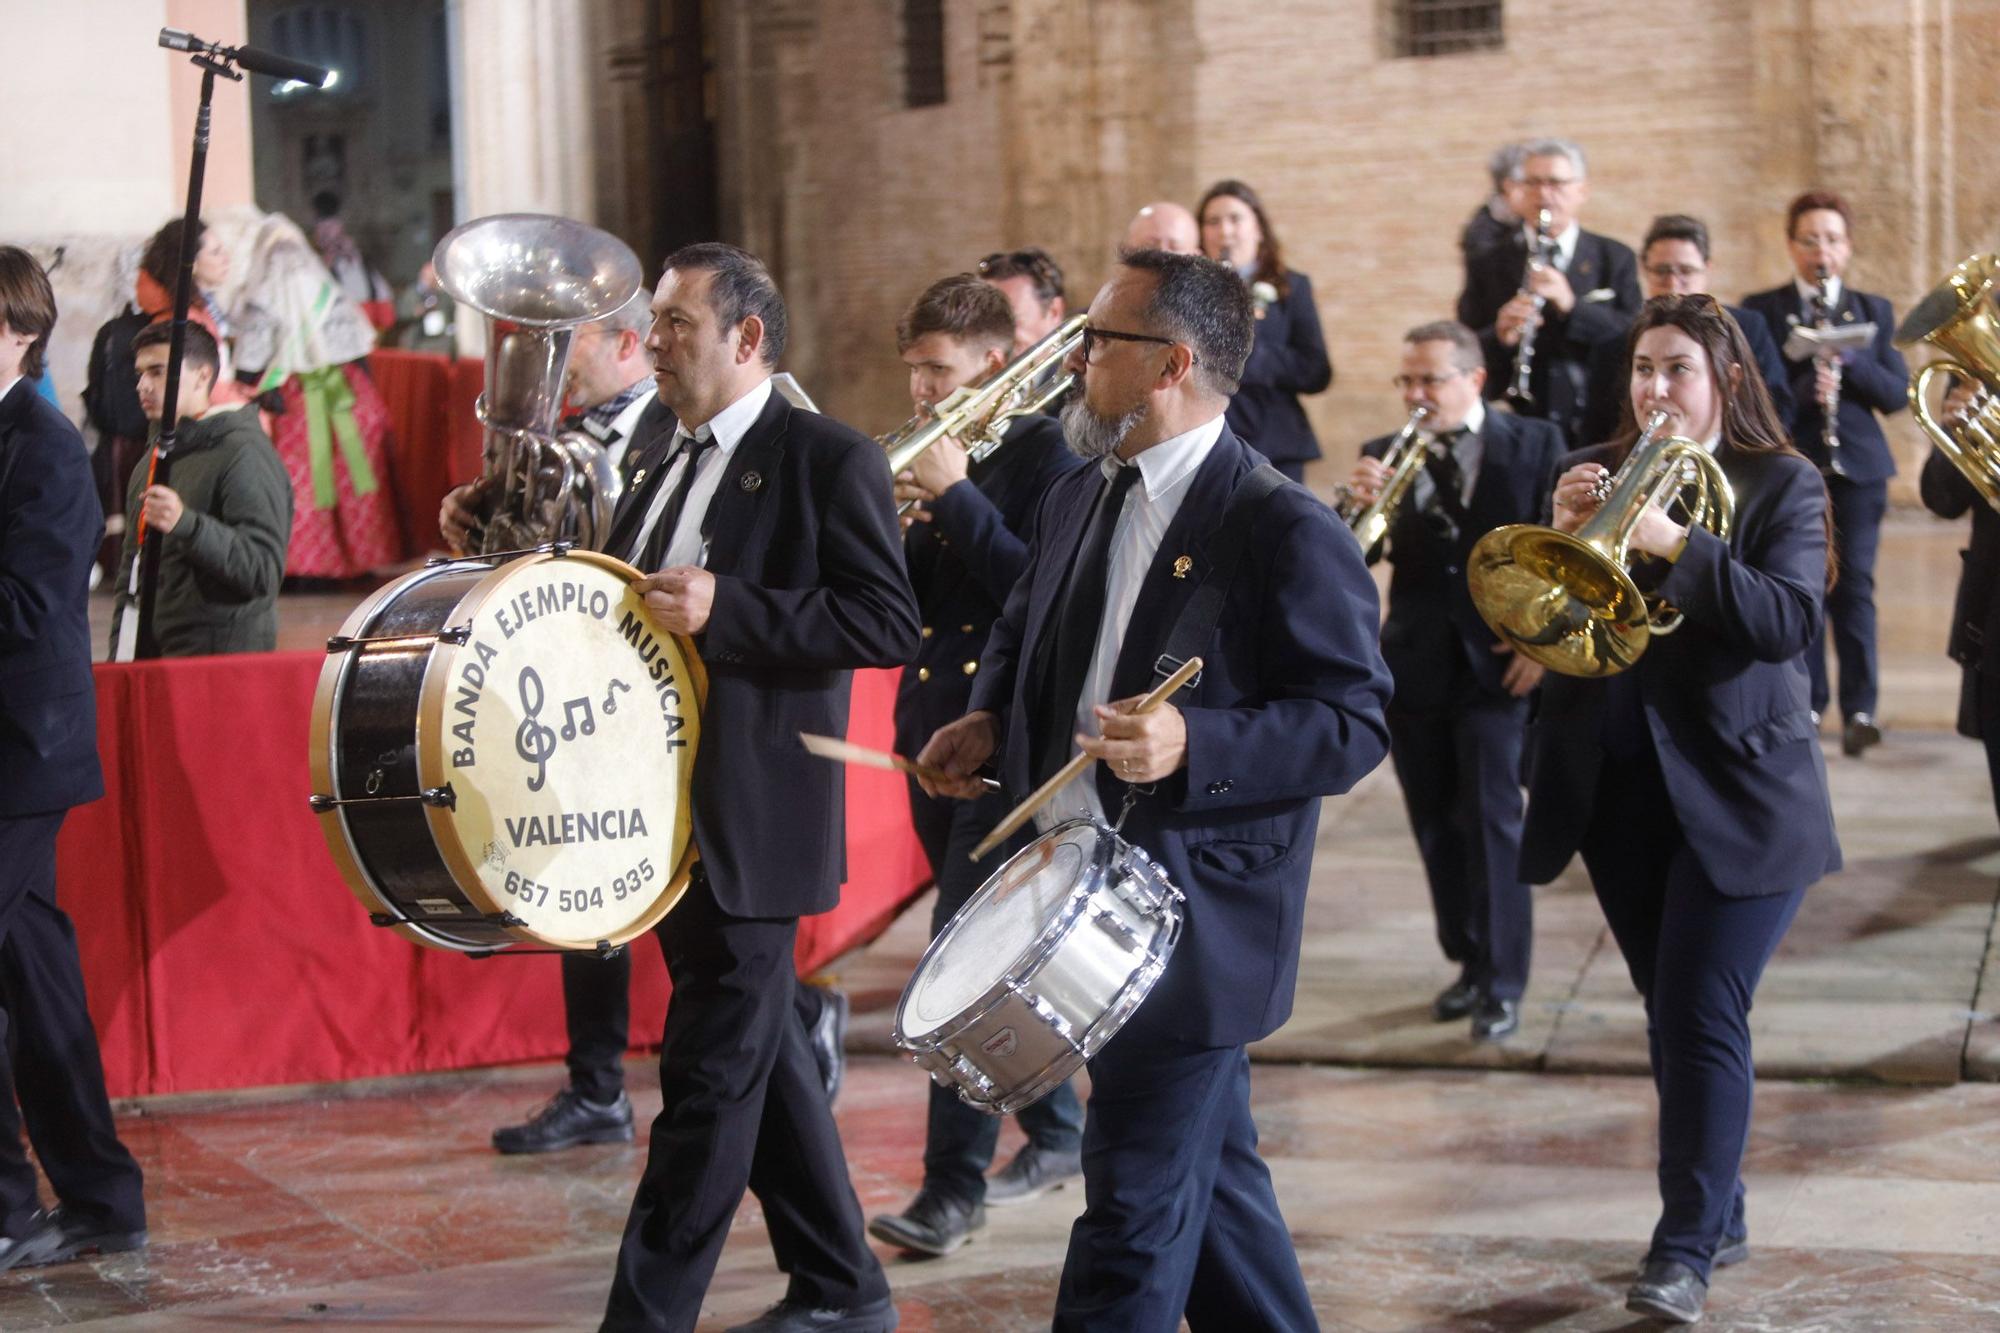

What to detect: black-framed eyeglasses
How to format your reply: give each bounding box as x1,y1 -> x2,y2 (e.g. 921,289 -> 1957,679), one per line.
1080,325 -> 1195,365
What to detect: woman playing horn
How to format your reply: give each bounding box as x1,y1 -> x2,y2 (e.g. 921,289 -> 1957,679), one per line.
1522,294 -> 1838,1325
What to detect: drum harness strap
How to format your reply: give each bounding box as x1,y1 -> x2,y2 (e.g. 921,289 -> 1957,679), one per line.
1114,462 -> 1289,834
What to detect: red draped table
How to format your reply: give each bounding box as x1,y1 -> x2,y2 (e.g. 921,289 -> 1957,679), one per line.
59,654 -> 929,1098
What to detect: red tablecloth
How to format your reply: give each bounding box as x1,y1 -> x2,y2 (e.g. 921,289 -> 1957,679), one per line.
59,653 -> 929,1098
368,349 -> 486,561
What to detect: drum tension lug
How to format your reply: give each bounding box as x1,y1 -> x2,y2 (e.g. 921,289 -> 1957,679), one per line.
420,785 -> 457,809
437,625 -> 471,646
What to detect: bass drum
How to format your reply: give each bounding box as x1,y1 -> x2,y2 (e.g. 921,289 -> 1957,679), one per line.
308,548 -> 705,952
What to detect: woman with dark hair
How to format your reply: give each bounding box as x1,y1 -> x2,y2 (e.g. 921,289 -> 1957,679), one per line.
1196,179 -> 1331,483
1521,294 -> 1838,1324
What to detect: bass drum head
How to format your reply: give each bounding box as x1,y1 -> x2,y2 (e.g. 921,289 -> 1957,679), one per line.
900,819 -> 1100,1040
416,550 -> 705,949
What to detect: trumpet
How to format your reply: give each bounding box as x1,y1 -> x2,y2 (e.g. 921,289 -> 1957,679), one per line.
1508,208 -> 1558,406
1466,409 -> 1735,677
1896,252 -> 2000,512
1812,265 -> 1848,477
1334,405 -> 1430,555
880,313 -> 1086,515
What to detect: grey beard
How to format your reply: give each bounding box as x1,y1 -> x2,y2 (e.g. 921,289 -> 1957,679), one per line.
1061,396 -> 1146,461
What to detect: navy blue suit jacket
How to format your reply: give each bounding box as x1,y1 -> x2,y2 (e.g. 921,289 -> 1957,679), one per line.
1519,442 -> 1840,898
630,390 -> 921,917
1579,304 -> 1794,448
967,426 -> 1392,1047
1362,409 -> 1569,706
1740,283 -> 1909,482
0,379 -> 104,817
1223,272 -> 1332,465
1920,447 -> 2000,734
894,413 -> 1084,755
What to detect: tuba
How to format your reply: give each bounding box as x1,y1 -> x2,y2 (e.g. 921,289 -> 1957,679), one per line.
1895,252 -> 2000,512
1466,410 -> 1734,677
1334,404 -> 1429,556
880,313 -> 1086,515
434,214 -> 644,553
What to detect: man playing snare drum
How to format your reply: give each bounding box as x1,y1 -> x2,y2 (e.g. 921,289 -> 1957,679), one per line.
918,249 -> 1391,1328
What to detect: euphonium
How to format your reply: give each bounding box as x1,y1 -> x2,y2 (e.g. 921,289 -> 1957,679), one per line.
1466,409 -> 1735,677
433,213 -> 643,553
1895,252 -> 2000,512
1508,208 -> 1558,406
1334,404 -> 1429,555
880,313 -> 1086,514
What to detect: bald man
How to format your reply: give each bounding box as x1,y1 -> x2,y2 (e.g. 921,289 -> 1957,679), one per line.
1122,202 -> 1199,255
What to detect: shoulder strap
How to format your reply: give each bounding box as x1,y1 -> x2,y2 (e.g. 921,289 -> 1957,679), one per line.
1153,463 -> 1288,693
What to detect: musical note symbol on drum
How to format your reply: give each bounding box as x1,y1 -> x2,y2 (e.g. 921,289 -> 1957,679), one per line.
514,666 -> 558,792
560,697 -> 596,742
603,678 -> 631,715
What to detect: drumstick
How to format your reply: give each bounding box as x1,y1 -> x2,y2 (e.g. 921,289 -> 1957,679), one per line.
798,733 -> 1001,792
969,655 -> 1203,862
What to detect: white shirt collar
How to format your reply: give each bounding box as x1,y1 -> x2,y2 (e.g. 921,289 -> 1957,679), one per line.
1108,411 -> 1226,504
1434,398 -> 1486,440
676,375 -> 773,453
1794,274 -> 1843,311
606,378 -> 657,438
0,376 -> 20,406
1524,221 -> 1582,270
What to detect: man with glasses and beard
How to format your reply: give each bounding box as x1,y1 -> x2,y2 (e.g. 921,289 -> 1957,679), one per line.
916,249 -> 1391,1328
1344,320 -> 1568,1042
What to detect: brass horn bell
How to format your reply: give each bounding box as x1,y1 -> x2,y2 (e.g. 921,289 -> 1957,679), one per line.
1896,253 -> 2000,512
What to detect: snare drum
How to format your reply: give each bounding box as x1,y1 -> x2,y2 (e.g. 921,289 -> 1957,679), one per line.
308,548 -> 704,953
894,818 -> 1183,1114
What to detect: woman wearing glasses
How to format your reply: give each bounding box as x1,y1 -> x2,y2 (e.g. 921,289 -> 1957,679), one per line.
1523,294 -> 1838,1324
1197,179 -> 1331,483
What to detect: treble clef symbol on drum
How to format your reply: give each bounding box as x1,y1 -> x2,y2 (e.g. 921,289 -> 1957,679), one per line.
515,666 -> 558,791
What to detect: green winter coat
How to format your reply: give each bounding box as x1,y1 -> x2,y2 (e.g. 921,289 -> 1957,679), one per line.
112,405 -> 293,656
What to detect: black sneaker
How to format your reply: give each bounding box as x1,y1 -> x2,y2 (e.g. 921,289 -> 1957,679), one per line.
984,1143 -> 1082,1206
0,1207 -> 147,1273
491,1087 -> 633,1154
723,1294 -> 898,1332
867,1188 -> 985,1256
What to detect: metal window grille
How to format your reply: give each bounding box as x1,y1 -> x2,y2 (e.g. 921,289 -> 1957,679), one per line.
1388,0 -> 1504,58
904,0 -> 947,108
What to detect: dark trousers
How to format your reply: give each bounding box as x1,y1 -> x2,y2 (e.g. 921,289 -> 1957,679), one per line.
600,874 -> 886,1333
906,781 -> 1083,1206
563,948 -> 632,1104
1808,474 -> 1886,719
0,813 -> 144,1238
1977,670 -> 2000,830
1054,1033 -> 1314,1331
1386,675 -> 1533,999
1578,752 -> 1805,1281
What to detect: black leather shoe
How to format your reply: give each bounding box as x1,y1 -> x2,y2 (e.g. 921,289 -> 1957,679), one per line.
1712,1233 -> 1749,1267
1842,713 -> 1882,757
1431,977 -> 1481,1023
1471,995 -> 1520,1042
0,1207 -> 148,1273
1626,1257 -> 1707,1323
490,1087 -> 632,1154
805,982 -> 849,1105
723,1294 -> 898,1332
985,1142 -> 1082,1205
867,1188 -> 985,1256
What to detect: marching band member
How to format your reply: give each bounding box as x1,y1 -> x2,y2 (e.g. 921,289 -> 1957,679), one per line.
1344,320 -> 1567,1041
1578,214 -> 1793,447
976,246 -> 1068,356
1741,190 -> 1909,756
918,249 -> 1390,1328
1121,201 -> 1200,256
868,275 -> 1087,1255
598,244 -> 918,1333
1461,142 -> 1524,261
1197,178 -> 1332,483
1919,376 -> 2000,827
1524,294 -> 1837,1325
1457,137 -> 1640,444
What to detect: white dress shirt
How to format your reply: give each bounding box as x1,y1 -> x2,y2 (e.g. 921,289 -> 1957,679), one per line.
624,376 -> 772,570
1408,398 -> 1486,511
1036,412 -> 1226,830
1523,221 -> 1581,273
0,376 -> 19,407
1793,274 -> 1844,320
592,380 -> 658,475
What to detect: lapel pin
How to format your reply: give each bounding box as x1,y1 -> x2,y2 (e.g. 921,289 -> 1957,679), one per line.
631,469 -> 647,487
739,471 -> 763,493
1172,555 -> 1193,580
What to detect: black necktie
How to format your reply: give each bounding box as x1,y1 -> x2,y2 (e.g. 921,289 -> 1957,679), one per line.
1424,431 -> 1469,528
1034,464 -> 1143,784
638,429 -> 713,571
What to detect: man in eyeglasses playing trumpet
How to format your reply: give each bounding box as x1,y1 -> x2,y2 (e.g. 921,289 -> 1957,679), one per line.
871,275 -> 1087,1256
1344,320 -> 1568,1041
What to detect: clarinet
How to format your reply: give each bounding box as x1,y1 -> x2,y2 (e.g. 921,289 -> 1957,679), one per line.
1508,208 -> 1559,406
1813,265 -> 1848,477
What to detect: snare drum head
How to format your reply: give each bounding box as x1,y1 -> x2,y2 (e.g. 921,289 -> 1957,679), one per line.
902,820 -> 1101,1039
416,550 -> 705,948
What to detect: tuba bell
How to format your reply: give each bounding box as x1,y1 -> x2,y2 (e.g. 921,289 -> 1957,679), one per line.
1895,252 -> 2000,512
1466,410 -> 1734,676
434,213 -> 644,553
